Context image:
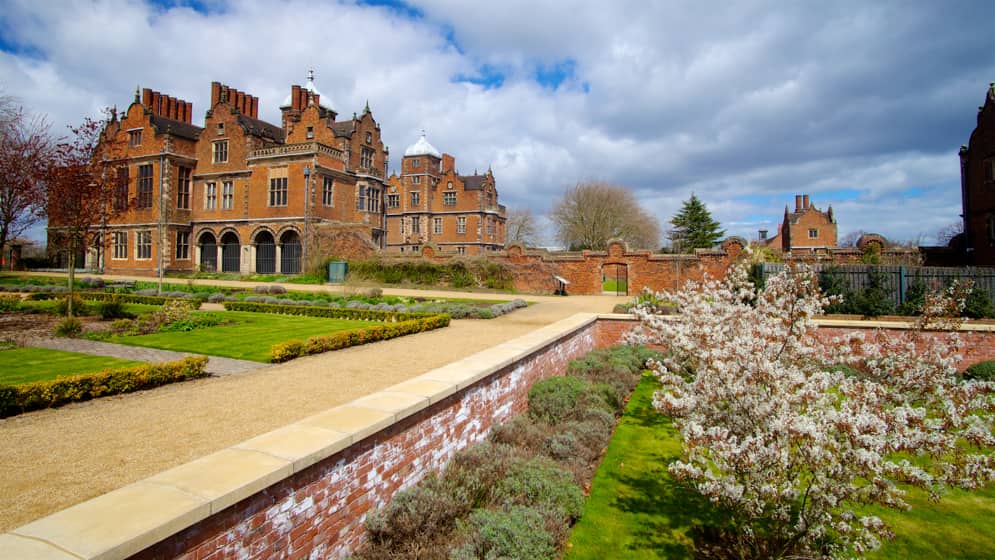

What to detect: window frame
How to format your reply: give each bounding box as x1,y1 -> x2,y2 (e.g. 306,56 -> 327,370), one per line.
137,164 -> 154,209
222,181 -> 234,210
457,216 -> 467,234
213,140 -> 229,163
433,217 -> 443,234
136,230 -> 152,260
322,176 -> 334,207
808,228 -> 818,239
387,194 -> 399,208
443,191 -> 456,206
175,231 -> 190,260
410,191 -> 420,206
269,177 -> 288,207
411,216 -> 420,233
177,167 -> 191,209
128,129 -> 142,147
205,182 -> 217,210
112,231 -> 128,260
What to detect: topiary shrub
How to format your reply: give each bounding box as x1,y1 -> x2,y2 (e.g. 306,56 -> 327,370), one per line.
451,505 -> 558,560
963,360 -> 995,382
528,376 -> 588,425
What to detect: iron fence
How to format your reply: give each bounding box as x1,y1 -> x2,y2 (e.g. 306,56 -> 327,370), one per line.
757,263 -> 995,307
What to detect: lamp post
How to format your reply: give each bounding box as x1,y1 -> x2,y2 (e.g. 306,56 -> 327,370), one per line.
303,165 -> 310,274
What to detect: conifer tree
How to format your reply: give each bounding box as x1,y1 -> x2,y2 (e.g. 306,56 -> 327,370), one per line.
669,194 -> 724,252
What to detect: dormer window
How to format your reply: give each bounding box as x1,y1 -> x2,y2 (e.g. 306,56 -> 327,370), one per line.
808,228 -> 819,239
128,130 -> 142,147
213,140 -> 228,163
217,122 -> 225,136
306,126 -> 314,139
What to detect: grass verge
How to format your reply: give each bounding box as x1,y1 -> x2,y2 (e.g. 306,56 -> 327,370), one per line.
0,347 -> 142,385
104,311 -> 383,362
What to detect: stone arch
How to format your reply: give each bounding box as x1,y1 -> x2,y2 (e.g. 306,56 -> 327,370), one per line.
253,228 -> 277,274
606,239 -> 628,258
856,233 -> 888,253
197,230 -> 218,272
279,230 -> 302,274
219,231 -> 241,273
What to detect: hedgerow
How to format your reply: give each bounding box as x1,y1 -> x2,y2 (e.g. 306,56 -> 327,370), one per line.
269,314 -> 451,363
0,356 -> 209,417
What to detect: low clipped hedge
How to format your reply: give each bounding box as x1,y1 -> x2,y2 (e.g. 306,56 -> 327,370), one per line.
223,300 -> 433,322
80,291 -> 202,308
0,356 -> 209,418
270,314 -> 451,363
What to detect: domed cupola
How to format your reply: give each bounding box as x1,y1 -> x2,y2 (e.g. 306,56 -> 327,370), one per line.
280,68 -> 333,112
404,132 -> 441,158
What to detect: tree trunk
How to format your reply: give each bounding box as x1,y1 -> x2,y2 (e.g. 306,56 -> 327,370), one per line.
67,238 -> 76,317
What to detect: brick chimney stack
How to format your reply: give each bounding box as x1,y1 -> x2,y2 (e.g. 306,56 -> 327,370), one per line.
803,194 -> 810,209
442,153 -> 456,173
209,81 -> 260,118
141,88 -> 194,124
795,195 -> 803,212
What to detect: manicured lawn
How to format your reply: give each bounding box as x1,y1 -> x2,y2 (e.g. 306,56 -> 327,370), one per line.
0,347 -> 141,385
105,311 -> 384,362
603,279 -> 628,293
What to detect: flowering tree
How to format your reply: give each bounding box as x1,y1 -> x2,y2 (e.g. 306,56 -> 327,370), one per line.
628,258 -> 995,558
46,115 -> 123,315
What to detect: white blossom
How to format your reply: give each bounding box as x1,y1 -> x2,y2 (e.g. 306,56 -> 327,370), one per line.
629,254 -> 995,558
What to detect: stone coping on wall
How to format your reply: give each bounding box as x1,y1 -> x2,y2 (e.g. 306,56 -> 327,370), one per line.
0,312 -> 604,560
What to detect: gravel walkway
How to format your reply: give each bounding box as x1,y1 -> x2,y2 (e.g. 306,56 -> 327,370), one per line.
22,338 -> 266,376
0,281 -> 624,532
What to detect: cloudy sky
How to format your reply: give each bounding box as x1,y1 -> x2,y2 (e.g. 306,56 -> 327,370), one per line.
2,0 -> 993,246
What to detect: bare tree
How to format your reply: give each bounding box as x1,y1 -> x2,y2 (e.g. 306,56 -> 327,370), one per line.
550,181 -> 660,250
936,220 -> 963,246
505,207 -> 541,247
0,97 -> 52,268
46,115 -> 123,315
838,230 -> 868,248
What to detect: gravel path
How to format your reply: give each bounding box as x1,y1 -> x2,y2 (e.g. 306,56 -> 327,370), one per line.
0,282 -> 623,532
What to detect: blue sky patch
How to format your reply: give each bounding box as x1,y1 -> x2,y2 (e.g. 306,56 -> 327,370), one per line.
452,64 -> 506,89
535,59 -> 577,91
356,0 -> 423,20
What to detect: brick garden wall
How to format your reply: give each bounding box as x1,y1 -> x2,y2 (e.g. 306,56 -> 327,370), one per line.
96,317 -> 994,560
130,317 -> 636,560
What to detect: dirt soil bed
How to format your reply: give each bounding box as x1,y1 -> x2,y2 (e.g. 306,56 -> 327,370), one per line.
0,285 -> 622,532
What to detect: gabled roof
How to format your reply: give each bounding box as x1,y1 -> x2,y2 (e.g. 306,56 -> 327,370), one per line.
149,114 -> 203,141
461,175 -> 487,191
237,114 -> 285,143
331,121 -> 355,138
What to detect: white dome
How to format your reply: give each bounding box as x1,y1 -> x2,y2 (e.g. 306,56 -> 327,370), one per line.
404,133 -> 441,158
280,69 -> 333,111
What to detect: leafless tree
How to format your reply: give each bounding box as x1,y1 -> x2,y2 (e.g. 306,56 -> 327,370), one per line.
0,97 -> 52,268
505,207 -> 541,247
935,220 -> 963,246
550,181 -> 660,250
838,230 -> 868,248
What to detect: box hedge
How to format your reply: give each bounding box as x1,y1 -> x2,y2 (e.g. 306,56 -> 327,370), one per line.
224,300 -> 433,322
0,356 -> 209,418
270,314 -> 451,362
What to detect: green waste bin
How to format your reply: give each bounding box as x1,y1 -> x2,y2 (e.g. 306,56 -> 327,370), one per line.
327,261 -> 348,283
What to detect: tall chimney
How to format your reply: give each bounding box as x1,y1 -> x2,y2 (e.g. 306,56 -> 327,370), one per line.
167,96 -> 177,120
250,96 -> 258,118
210,82 -> 221,107
141,88 -> 152,108
291,85 -> 302,111
803,194 -> 810,209
152,91 -> 162,115
236,90 -> 246,115
795,195 -> 802,212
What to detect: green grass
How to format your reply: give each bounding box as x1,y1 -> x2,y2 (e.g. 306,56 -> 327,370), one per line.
0,347 -> 142,385
566,375 -> 995,559
105,311 -> 383,362
603,279 -> 628,293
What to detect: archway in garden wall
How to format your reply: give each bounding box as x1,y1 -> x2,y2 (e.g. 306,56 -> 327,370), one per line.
220,231 -> 241,273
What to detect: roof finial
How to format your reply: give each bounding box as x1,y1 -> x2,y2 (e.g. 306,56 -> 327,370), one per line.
363,99 -> 370,114
308,67 -> 315,84
134,86 -> 140,103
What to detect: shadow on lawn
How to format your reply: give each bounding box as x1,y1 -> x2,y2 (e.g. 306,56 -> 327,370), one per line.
607,383 -> 729,558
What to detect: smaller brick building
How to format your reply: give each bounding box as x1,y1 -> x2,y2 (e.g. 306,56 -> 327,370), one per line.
760,194 -> 838,254
384,134 -> 506,255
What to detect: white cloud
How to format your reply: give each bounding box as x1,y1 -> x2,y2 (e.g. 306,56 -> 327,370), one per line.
1,0 -> 992,246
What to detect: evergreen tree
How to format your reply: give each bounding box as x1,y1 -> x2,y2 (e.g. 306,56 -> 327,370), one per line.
669,194 -> 725,252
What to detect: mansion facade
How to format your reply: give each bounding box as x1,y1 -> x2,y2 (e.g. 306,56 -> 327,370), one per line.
385,134 -> 506,255
55,72 -> 391,276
